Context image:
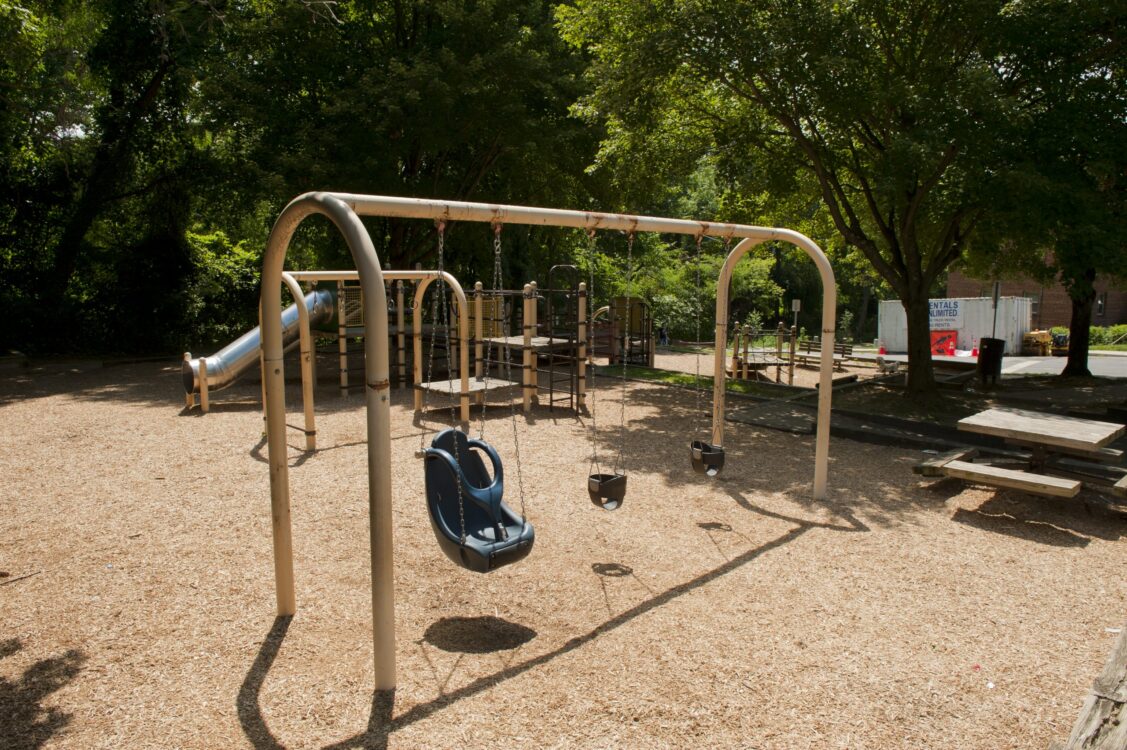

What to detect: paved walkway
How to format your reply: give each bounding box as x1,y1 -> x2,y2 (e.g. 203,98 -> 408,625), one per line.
852,351 -> 1127,378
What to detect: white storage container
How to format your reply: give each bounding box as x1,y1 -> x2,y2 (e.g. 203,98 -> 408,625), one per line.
877,297 -> 1032,354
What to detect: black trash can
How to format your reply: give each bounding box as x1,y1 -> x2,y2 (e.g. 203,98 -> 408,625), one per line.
977,337 -> 1005,385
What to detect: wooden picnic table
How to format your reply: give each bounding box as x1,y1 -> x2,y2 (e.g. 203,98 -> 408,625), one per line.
915,407 -> 1127,499
957,406 -> 1124,454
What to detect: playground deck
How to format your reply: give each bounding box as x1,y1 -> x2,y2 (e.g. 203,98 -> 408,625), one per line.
1,360 -> 1124,749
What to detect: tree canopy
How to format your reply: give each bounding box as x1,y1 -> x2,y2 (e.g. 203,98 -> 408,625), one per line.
558,0 -> 1126,393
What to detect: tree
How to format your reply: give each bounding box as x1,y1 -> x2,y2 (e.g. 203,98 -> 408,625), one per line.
978,0 -> 1127,377
202,0 -> 603,273
559,0 -> 1089,394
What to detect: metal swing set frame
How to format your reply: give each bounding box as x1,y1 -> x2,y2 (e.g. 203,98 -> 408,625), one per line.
260,191 -> 837,691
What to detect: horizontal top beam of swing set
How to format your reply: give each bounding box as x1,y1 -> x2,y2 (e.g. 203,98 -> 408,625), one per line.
330,192 -> 804,244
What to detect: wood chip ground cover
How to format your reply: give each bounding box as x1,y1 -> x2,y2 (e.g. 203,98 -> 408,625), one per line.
1,360 -> 1124,749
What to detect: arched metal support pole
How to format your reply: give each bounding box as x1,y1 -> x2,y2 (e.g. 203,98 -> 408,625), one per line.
712,237 -> 836,499
260,193 -> 396,690
408,273 -> 471,423
284,269 -> 470,423
280,272 -> 316,451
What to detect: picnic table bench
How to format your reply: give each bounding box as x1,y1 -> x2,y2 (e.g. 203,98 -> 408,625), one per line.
914,407 -> 1127,499
792,339 -> 853,371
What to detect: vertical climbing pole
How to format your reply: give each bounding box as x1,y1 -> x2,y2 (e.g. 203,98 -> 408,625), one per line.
474,282 -> 484,380
281,272 -> 316,451
522,283 -> 535,412
337,280 -> 348,396
577,281 -> 587,409
401,279 -> 410,385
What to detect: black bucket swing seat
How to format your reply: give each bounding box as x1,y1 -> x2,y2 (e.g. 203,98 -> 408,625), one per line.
690,439 -> 725,477
424,428 -> 534,573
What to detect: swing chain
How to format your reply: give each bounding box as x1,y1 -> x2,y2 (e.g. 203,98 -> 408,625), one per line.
615,231 -> 634,477
477,222 -> 505,440
693,233 -> 704,428
585,228 -> 601,477
427,220 -> 467,543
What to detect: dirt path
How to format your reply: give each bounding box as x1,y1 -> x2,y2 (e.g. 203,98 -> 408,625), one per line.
1,361 -> 1124,748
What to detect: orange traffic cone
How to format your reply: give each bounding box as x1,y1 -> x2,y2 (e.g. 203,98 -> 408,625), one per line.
971,338 -> 979,357
946,337 -> 956,356
878,340 -> 887,356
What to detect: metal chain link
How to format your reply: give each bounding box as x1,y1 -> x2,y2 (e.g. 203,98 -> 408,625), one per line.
585,229 -> 601,477
693,233 -> 704,431
615,232 -> 634,477
420,221 -> 467,543
508,280 -> 527,521
477,223 -> 504,441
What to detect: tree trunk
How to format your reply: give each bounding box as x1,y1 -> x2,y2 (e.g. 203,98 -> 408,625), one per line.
855,285 -> 872,342
1061,269 -> 1095,377
903,288 -> 937,395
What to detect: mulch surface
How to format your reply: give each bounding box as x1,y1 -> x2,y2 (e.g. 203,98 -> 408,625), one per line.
1,359 -> 1124,749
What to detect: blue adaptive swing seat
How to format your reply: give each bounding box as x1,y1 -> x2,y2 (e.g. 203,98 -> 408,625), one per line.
424,429 -> 534,573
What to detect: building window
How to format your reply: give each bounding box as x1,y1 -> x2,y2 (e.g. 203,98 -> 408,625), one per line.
1096,292 -> 1107,317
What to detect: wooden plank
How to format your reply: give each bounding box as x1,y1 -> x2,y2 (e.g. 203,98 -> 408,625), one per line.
415,377 -> 520,396
1061,624 -> 1127,749
913,448 -> 977,476
958,406 -> 1125,452
1007,439 -> 1124,463
942,460 -> 1081,497
1114,473 -> 1127,499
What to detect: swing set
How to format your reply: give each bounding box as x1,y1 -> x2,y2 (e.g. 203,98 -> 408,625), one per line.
259,192 -> 837,691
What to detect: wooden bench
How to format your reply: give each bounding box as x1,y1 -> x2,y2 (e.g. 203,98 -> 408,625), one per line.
943,460 -> 1081,498
914,448 -> 1082,498
793,339 -> 853,371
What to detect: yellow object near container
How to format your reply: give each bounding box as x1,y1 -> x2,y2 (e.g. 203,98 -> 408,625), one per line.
1022,329 -> 1052,356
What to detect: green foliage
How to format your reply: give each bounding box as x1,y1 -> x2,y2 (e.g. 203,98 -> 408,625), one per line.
1088,325 -> 1127,346
559,0 -> 1125,392
182,230 -> 262,347
0,0 -> 607,354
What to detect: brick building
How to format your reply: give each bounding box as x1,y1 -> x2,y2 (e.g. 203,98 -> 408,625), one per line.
947,270 -> 1127,329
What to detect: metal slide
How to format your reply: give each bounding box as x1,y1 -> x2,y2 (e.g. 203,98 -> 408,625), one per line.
182,289 -> 334,394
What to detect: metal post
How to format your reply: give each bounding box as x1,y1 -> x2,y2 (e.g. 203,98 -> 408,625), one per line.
199,356 -> 209,413
474,282 -> 484,380
413,281 -> 424,412
337,280 -> 348,396
523,283 -> 534,412
776,322 -> 784,383
183,353 -> 195,409
577,282 -> 587,408
282,272 -> 316,451
396,281 -> 406,387
788,325 -> 797,386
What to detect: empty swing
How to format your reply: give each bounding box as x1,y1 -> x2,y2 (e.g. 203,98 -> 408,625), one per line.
424,428 -> 534,572
689,234 -> 725,477
422,220 -> 534,572
586,229 -> 632,510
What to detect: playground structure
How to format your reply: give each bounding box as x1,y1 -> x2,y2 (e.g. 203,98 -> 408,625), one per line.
589,296 -> 655,367
181,270 -> 591,426
255,191 -> 837,692
727,322 -> 798,385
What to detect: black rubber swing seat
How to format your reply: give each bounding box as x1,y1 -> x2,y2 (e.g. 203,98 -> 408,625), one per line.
690,440 -> 725,477
588,472 -> 626,511
424,428 -> 534,573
